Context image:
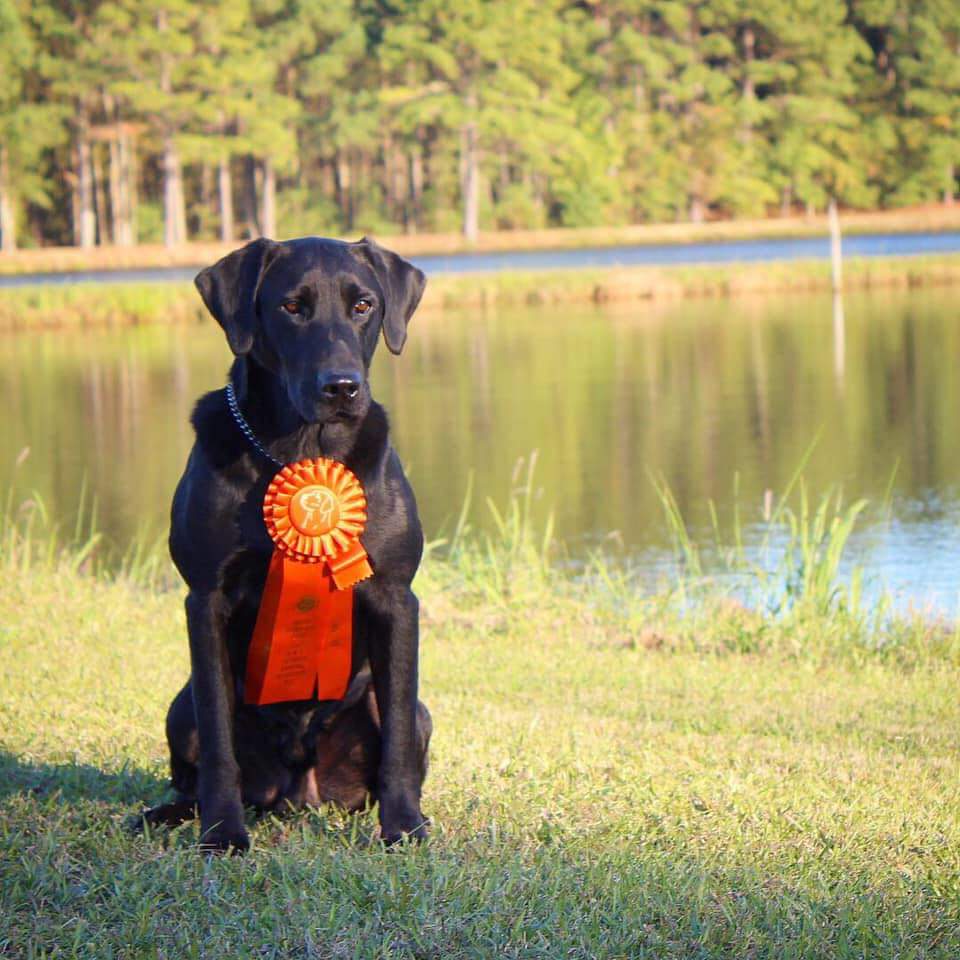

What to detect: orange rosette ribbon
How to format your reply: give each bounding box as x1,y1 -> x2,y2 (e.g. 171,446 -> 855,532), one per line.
244,458 -> 373,706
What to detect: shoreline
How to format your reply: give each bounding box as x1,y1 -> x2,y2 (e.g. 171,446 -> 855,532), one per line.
2,204 -> 960,277
2,252 -> 960,332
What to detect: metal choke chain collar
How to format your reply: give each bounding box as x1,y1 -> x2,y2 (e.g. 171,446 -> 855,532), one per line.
225,380 -> 284,468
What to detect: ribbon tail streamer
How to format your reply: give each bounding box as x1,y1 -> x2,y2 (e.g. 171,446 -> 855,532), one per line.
245,553 -> 354,705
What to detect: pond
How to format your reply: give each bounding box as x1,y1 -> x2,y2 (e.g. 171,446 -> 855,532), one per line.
1,285 -> 958,612
3,230 -> 960,287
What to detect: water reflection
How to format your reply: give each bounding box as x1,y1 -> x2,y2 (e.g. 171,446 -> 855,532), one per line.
0,287 -> 957,607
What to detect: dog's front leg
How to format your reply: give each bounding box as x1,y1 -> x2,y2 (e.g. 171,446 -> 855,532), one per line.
367,584 -> 428,843
186,590 -> 249,853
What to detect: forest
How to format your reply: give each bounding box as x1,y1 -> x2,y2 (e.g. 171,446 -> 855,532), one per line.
0,0 -> 958,250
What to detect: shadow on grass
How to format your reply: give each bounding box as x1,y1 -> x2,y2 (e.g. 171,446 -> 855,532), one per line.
0,749 -> 386,849
0,749 -> 168,807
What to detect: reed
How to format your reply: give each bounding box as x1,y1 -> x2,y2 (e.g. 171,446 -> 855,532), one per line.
4,455 -> 947,666
0,281 -> 205,330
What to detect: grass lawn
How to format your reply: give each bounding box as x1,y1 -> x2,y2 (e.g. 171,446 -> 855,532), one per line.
2,503 -> 960,959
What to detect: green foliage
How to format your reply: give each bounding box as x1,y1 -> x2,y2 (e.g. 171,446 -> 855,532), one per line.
4,0 -> 960,245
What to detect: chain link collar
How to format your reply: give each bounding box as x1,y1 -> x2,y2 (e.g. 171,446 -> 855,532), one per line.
225,380 -> 284,468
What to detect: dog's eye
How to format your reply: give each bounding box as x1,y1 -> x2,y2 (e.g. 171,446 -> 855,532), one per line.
280,300 -> 300,315
352,299 -> 372,317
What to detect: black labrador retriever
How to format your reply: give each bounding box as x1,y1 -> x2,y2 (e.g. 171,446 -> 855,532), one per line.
142,236 -> 431,852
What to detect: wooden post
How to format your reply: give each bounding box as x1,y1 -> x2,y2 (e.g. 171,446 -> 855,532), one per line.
829,196 -> 845,382
829,197 -> 843,295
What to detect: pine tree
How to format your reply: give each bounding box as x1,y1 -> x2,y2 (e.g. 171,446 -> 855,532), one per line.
852,0 -> 960,206
0,0 -> 32,249
381,0 -> 583,240
5,0 -> 960,247
97,0 -> 212,245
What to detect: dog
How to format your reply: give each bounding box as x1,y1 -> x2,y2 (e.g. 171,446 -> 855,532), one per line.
142,236 -> 432,852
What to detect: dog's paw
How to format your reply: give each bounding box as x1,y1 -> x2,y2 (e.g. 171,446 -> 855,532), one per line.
199,821 -> 251,855
380,806 -> 430,846
130,800 -> 198,834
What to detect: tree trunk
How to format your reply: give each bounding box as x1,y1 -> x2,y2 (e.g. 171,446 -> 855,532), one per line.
108,132 -> 123,244
244,155 -> 260,237
158,9 -> 186,247
104,92 -> 129,246
76,108 -> 96,248
219,154 -> 234,243
199,162 -> 213,236
261,156 -> 276,238
76,139 -> 96,246
945,163 -> 956,207
92,142 -> 108,244
780,183 -> 793,217
383,136 -> 405,228
741,25 -> 755,144
408,136 -> 424,233
162,133 -> 187,247
120,129 -> 137,245
334,152 -> 352,230
0,144 -> 15,251
460,91 -> 479,243
71,167 -> 81,246
742,26 -> 755,100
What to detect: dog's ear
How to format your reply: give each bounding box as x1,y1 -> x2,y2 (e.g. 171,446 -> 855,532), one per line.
195,238 -> 279,355
357,236 -> 426,355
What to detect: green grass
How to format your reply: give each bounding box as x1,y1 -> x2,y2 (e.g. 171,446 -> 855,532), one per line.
2,479 -> 960,958
0,282 -> 205,331
4,253 -> 960,332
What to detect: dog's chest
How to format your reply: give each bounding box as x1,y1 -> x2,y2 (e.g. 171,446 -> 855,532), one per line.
241,699 -> 344,767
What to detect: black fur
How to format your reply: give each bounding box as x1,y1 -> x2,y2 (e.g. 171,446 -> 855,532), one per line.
141,236 -> 431,852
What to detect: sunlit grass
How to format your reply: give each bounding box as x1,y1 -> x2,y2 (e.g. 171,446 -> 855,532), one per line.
2,473 -> 960,956
0,282 -> 205,331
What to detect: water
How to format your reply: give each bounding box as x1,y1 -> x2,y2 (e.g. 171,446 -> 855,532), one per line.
1,286 -> 958,613
3,230 -> 960,287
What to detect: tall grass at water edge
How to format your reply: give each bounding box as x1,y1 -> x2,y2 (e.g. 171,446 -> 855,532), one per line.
0,479 -> 170,590
5,252 -> 960,332
1,452 -> 956,666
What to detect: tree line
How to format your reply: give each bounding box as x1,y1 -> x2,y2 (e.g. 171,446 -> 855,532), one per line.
1,0 -> 958,251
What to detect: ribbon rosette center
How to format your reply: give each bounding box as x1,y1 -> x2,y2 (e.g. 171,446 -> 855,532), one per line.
289,485 -> 339,536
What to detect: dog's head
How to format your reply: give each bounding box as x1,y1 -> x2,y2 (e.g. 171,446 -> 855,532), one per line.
195,236 -> 426,423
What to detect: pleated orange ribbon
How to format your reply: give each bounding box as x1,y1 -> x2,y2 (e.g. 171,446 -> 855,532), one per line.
244,458 -> 373,706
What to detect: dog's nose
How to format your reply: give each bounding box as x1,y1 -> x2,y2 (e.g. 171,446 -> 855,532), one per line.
319,371 -> 362,402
